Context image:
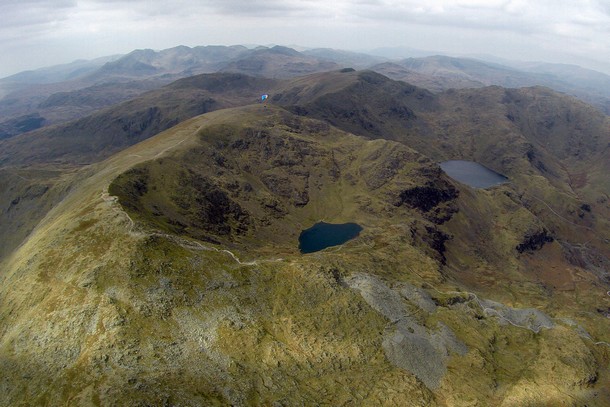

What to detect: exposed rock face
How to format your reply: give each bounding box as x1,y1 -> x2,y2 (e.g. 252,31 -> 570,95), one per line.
174,171 -> 251,236
400,284 -> 437,314
229,127 -> 316,207
346,273 -> 468,390
409,222 -> 452,265
561,241 -> 610,284
422,226 -> 451,264
516,229 -> 554,253
111,166 -> 252,243
478,299 -> 555,333
360,145 -> 422,190
260,172 -> 309,207
396,184 -> 458,212
395,179 -> 459,225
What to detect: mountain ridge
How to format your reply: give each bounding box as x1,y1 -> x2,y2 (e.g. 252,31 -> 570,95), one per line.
2,44 -> 609,142
1,103 -> 608,405
2,69 -> 608,268
1,63 -> 609,405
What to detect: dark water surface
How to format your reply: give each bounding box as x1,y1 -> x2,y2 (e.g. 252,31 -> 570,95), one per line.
440,160 -> 508,189
299,222 -> 363,254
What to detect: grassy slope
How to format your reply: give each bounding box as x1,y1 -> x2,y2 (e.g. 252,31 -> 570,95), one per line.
0,73 -> 279,166
0,73 -> 280,262
0,105 -> 608,405
0,165 -> 86,260
5,71 -> 606,267
275,70 -> 610,288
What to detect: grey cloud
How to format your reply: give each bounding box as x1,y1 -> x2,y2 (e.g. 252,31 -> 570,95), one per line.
203,0 -> 307,14
0,0 -> 608,77
594,0 -> 610,16
0,0 -> 75,29
349,3 -> 537,34
350,0 -> 609,37
0,0 -> 75,7
82,0 -> 311,18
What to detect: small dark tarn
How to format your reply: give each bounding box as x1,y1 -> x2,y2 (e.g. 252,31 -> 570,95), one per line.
299,222 -> 363,254
439,160 -> 508,189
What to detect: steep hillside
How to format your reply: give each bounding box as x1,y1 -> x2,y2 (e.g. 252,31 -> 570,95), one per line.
0,73 -> 278,166
276,69 -> 610,301
1,104 -> 608,405
0,77 -> 172,140
0,165 -> 85,260
0,45 -> 319,138
90,45 -> 250,80
274,70 -> 437,143
4,46 -> 610,141
275,70 -> 609,180
371,61 -> 482,93
0,55 -> 122,86
3,69 -> 609,286
0,46 -> 251,135
0,73 -> 279,259
0,54 -> 121,109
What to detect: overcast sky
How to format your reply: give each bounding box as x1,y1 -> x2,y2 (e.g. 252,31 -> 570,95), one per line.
1,0 -> 610,78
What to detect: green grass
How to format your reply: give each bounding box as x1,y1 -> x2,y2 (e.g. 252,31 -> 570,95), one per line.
2,103 -> 609,406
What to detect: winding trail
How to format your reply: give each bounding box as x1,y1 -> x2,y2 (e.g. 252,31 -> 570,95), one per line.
154,138 -> 187,158
406,266 -> 610,346
529,194 -> 593,231
526,193 -> 610,244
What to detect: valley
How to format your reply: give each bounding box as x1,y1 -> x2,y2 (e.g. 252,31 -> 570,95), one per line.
0,52 -> 609,405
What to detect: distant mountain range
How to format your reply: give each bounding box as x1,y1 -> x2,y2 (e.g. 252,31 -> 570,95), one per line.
1,44 -> 609,142
373,55 -> 610,114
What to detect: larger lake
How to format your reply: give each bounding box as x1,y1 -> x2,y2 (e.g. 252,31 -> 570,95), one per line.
440,160 -> 508,189
299,222 -> 363,254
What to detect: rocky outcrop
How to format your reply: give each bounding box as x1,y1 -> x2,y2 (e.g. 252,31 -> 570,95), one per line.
516,229 -> 554,253
260,173 -> 309,207
109,165 -> 251,241
478,299 -> 555,333
229,127 -> 314,207
396,183 -> 458,212
360,144 -> 422,190
409,222 -> 452,265
175,171 -> 251,236
346,273 -> 468,390
395,179 -> 459,225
